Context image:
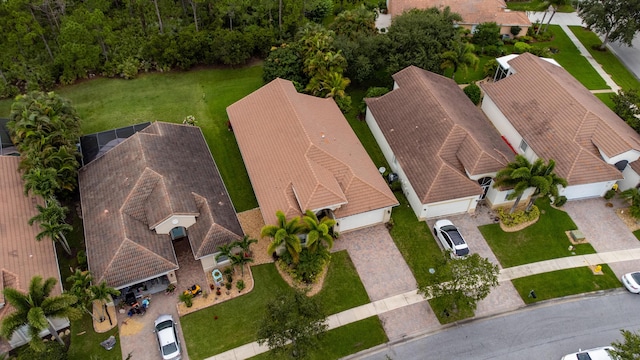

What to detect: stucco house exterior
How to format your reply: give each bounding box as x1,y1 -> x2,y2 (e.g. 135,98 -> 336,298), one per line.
227,78 -> 398,232
387,0 -> 530,37
0,156 -> 68,351
481,53 -> 640,200
365,66 -> 514,220
79,122 -> 243,291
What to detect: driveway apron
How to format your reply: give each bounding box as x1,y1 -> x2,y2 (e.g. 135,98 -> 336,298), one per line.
333,225 -> 440,340
561,197 -> 640,278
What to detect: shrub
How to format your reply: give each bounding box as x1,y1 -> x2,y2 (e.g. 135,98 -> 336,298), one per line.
76,250 -> 87,269
534,30 -> 553,42
483,59 -> 499,79
510,26 -> 522,37
496,205 -> 540,227
236,279 -> 245,292
518,35 -> 533,43
514,42 -> 533,54
483,45 -> 503,57
604,189 -> 617,200
359,86 -> 391,114
280,246 -> 331,284
305,0 -> 333,22
16,340 -> 66,360
554,196 -> 568,207
179,292 -> 193,307
464,83 -> 482,105
334,95 -> 352,113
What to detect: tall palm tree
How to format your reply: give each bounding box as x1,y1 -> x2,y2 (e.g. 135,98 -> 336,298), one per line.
28,199 -> 73,255
321,72 -> 351,99
440,40 -> 479,81
262,210 -> 305,264
230,252 -> 254,277
493,155 -> 535,213
1,276 -> 81,352
89,281 -> 120,324
67,269 -> 100,321
22,167 -> 60,201
302,210 -> 336,253
524,158 -> 567,212
215,242 -> 238,262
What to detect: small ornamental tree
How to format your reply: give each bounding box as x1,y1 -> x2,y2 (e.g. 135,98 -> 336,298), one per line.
257,289 -> 328,358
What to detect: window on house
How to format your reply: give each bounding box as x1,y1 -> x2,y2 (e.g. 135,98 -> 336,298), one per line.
214,252 -> 229,263
519,139 -> 528,153
615,160 -> 629,171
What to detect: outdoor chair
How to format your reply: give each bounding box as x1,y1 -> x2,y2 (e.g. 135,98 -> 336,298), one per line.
212,268 -> 224,285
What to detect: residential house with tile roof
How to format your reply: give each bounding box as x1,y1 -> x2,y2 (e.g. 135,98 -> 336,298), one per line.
388,0 -> 530,37
481,53 -> 640,199
365,66 -> 514,220
79,122 -> 243,290
0,156 -> 68,351
227,78 -> 398,232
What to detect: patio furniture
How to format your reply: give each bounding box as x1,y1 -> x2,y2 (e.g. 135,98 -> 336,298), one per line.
212,269 -> 224,285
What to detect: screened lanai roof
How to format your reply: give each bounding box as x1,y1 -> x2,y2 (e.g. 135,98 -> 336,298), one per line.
79,122 -> 151,166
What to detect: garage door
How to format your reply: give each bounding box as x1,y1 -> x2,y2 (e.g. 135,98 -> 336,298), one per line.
338,208 -> 388,232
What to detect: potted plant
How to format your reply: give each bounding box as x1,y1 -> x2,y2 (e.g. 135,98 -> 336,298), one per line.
165,283 -> 176,295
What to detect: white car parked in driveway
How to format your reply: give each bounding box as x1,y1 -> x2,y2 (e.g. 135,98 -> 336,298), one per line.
433,219 -> 470,257
561,346 -> 614,360
622,271 -> 640,293
154,314 -> 181,360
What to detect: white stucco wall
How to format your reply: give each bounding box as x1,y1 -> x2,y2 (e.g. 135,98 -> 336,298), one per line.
618,166 -> 640,190
486,187 -> 535,208
481,95 -> 538,161
337,207 -> 392,232
8,317 -> 70,349
153,214 -> 197,234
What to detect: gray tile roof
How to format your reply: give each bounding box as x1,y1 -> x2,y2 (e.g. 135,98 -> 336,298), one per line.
79,122 -> 243,289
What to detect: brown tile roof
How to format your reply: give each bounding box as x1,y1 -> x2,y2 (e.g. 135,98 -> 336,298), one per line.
389,0 -> 530,27
481,53 -> 634,185
0,156 -> 62,321
366,66 -> 514,203
79,122 -> 243,289
227,79 -> 398,225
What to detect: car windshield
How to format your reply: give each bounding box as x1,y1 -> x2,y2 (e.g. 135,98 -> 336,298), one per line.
162,342 -> 178,355
156,320 -> 173,332
455,247 -> 470,256
631,273 -> 640,283
576,353 -> 592,360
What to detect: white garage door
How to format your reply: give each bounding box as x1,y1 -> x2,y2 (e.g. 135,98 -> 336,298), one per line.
425,198 -> 474,219
338,208 -> 388,232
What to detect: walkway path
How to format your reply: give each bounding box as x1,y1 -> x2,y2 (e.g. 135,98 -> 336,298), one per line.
205,246 -> 640,360
528,12 -> 620,92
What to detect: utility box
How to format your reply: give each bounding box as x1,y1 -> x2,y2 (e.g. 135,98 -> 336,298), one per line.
570,230 -> 585,242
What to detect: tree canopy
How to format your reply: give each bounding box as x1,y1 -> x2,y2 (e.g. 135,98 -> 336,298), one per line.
578,0 -> 640,50
611,329 -> 640,359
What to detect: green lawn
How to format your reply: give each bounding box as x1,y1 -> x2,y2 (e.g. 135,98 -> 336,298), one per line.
249,316 -> 387,360
569,26 -> 640,90
507,0 -> 574,12
512,265 -> 621,304
595,92 -> 616,110
67,314 -> 121,360
181,250 -> 371,360
534,26 -> 608,90
479,200 -> 596,268
633,229 -> 640,241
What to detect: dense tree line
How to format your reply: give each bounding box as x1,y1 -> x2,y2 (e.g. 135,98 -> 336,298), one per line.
0,0 -> 351,97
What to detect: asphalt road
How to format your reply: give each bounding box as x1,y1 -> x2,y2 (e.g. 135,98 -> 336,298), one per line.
355,290 -> 640,360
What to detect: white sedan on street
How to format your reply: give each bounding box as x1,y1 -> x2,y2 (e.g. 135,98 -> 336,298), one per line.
622,271 -> 640,294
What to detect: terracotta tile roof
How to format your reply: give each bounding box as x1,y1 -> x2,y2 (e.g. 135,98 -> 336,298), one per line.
0,156 -> 62,321
366,66 -> 513,203
389,0 -> 530,27
481,53 -> 634,185
79,122 -> 243,289
227,79 -> 398,225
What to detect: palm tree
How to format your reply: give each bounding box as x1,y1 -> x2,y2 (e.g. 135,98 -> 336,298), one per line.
262,210 -> 305,264
89,281 -> 120,324
215,242 -> 238,262
321,72 -> 351,99
236,235 -> 258,257
67,269 -> 99,321
22,167 -> 60,201
28,199 -> 73,255
524,158 -> 567,212
440,40 -> 479,81
302,210 -> 336,253
493,155 -> 535,213
1,276 -> 81,351
619,188 -> 640,219
230,252 -> 254,277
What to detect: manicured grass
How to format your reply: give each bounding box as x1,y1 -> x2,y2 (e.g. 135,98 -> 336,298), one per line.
633,229 -> 640,241
512,265 -> 621,304
595,92 -> 616,110
533,25 -> 608,90
345,89 -> 390,168
180,250 -> 371,360
429,296 -> 474,324
249,316 -> 387,360
569,26 -> 640,90
67,314 -> 121,360
388,194 -> 442,287
479,199 -> 596,268
507,0 -> 574,12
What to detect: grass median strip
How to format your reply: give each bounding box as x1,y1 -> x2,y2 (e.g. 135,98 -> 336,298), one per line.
512,265 -> 621,304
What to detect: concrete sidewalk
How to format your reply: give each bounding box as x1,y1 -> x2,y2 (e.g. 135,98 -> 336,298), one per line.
205,247 -> 640,360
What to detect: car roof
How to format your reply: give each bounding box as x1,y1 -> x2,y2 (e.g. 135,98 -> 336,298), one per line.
155,314 -> 174,327
566,346 -> 614,360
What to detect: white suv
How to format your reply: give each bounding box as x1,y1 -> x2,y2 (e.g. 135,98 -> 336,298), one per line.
433,219 -> 470,257
561,346 -> 614,360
